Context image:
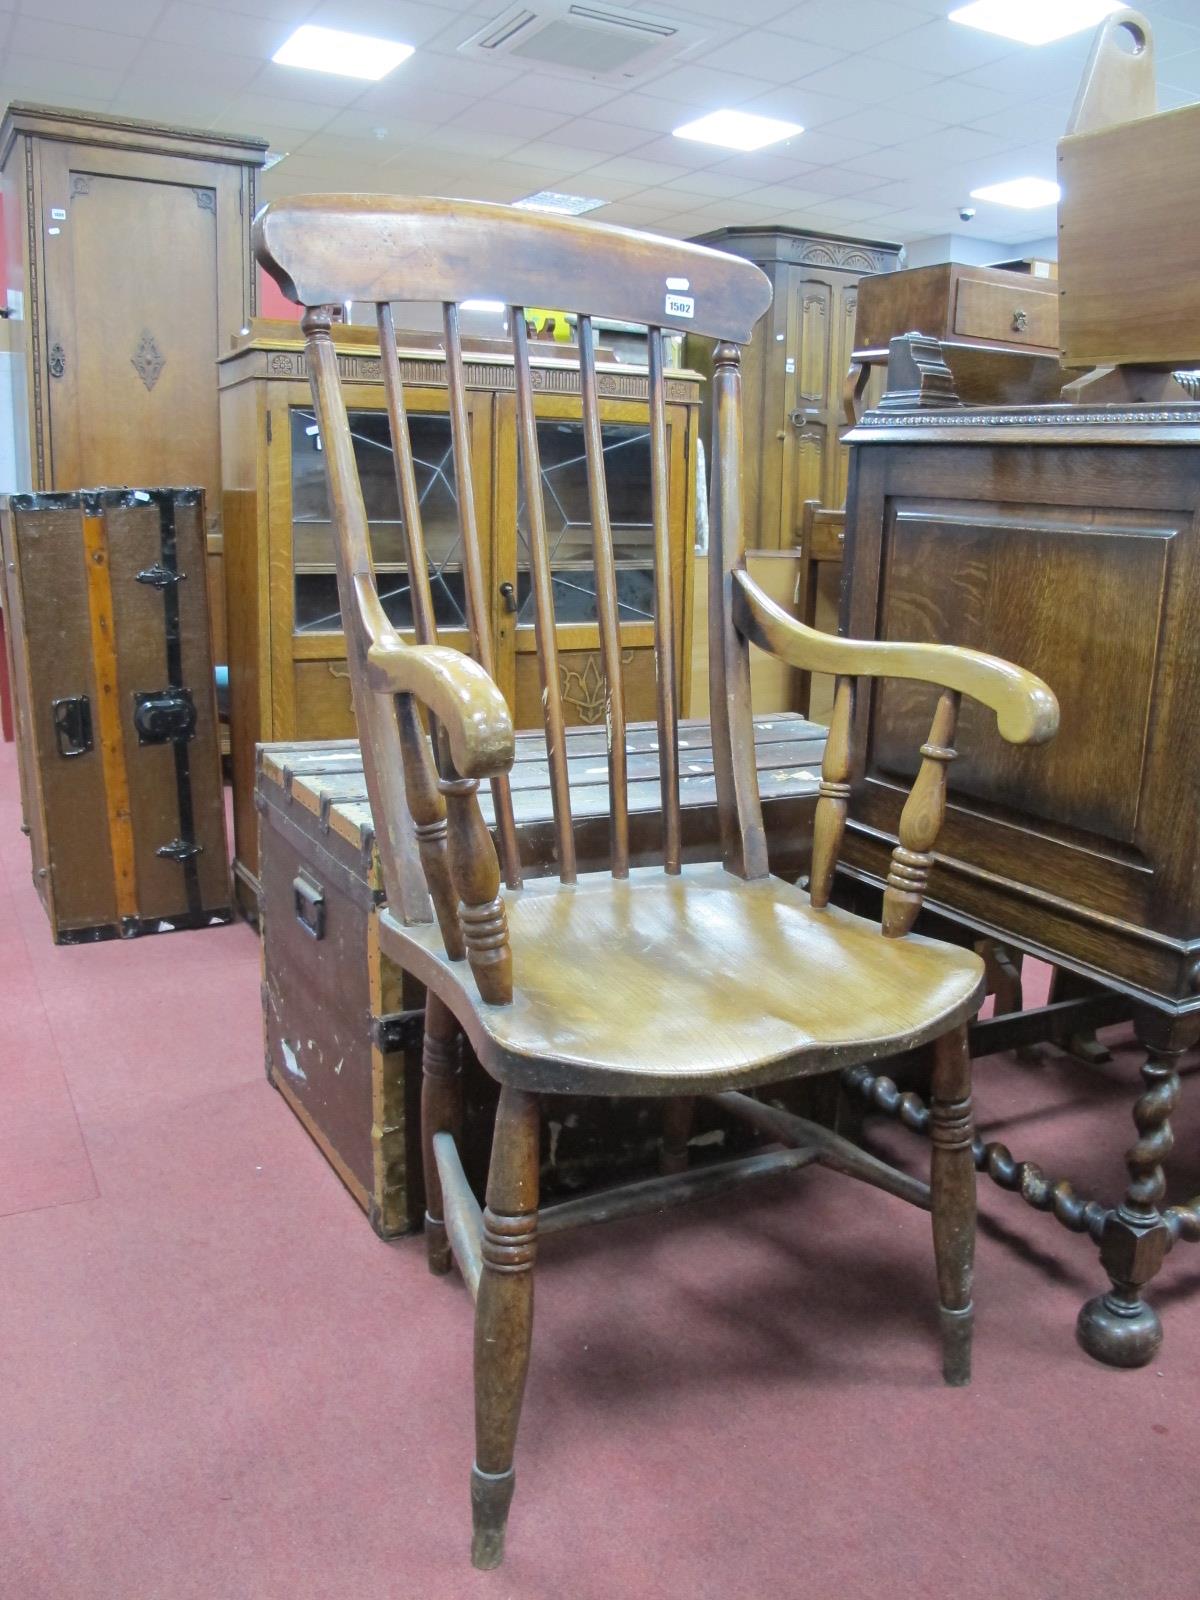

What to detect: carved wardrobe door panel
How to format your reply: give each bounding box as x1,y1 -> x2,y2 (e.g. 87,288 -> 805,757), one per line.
38,145 -> 241,542
785,273 -> 833,536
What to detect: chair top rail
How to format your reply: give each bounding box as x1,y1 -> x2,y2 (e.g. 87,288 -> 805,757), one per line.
253,194 -> 772,345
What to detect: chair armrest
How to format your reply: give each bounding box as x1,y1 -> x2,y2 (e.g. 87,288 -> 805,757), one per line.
732,569 -> 1058,745
366,636 -> 515,780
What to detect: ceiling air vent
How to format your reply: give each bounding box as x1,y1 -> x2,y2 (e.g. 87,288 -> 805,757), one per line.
459,1 -> 707,82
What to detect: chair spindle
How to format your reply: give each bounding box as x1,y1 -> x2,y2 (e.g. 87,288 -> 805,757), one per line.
302,304 -> 429,925
394,692 -> 465,958
377,302 -> 439,646
647,325 -> 681,874
442,302 -> 522,891
882,688 -> 960,938
511,310 -> 576,883
577,314 -> 630,878
707,343 -> 769,881
440,769 -> 512,1005
809,674 -> 855,908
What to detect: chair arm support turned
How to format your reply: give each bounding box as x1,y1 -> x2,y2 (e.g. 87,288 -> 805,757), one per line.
366,637 -> 515,780
732,569 -> 1058,745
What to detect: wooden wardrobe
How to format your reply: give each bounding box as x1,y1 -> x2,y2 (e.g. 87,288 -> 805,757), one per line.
0,104 -> 267,664
685,226 -> 900,548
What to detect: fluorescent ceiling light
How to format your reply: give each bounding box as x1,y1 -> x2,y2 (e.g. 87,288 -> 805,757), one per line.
272,23 -> 414,80
949,0 -> 1119,47
672,108 -> 803,152
512,191 -> 606,215
460,299 -> 506,312
970,176 -> 1062,208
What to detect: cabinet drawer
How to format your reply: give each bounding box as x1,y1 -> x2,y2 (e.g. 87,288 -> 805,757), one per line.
807,518 -> 845,562
953,277 -> 1057,346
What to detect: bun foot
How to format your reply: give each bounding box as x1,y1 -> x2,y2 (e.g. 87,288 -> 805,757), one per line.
470,1464 -> 515,1570
1076,1290 -> 1162,1368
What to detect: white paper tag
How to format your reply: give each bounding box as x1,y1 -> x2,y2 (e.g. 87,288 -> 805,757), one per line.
665,292 -> 694,320
50,207 -> 66,221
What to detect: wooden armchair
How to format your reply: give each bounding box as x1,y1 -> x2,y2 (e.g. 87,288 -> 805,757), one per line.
255,195 -> 1059,1570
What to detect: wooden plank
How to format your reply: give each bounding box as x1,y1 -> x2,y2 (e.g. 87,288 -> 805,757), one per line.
81,508 -> 138,921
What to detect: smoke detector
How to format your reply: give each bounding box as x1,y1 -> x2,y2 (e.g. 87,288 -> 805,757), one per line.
459,1 -> 707,83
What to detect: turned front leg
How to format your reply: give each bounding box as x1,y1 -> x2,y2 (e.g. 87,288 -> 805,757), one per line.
930,1023 -> 975,1386
421,991 -> 462,1276
472,1086 -> 539,1569
1077,1025 -> 1186,1367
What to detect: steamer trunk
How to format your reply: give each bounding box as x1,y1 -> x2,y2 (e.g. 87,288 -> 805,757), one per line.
1,488 -> 231,941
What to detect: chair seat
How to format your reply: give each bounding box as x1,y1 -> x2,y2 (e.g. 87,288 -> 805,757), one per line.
384,862 -> 985,1096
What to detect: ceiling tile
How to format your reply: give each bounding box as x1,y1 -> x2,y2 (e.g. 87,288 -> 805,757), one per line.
222,89 -> 340,130
865,16 -> 1020,74
447,99 -> 569,139
151,2 -> 294,57
304,0 -> 463,49
11,14 -> 143,66
1160,49 -> 1200,94
318,108 -> 427,140
691,30 -> 845,83
501,138 -> 609,174
349,81 -> 474,122
583,153 -> 692,186
959,34 -> 1092,99
246,60 -> 379,105
656,169 -> 755,198
794,52 -> 936,102
740,84 -> 857,129
27,0 -> 167,28
707,148 -> 813,184
770,0 -> 929,51
425,123 -> 527,157
125,40 -> 265,93
406,52 -> 522,100
782,127 -> 881,164
787,164 -> 888,198
2,53 -> 126,101
629,133 -> 729,167
807,194 -> 894,222
594,90 -> 698,133
642,60 -> 778,108
965,96 -> 1067,140
886,76 -> 1013,126
550,117 -> 654,155
498,71 -> 623,116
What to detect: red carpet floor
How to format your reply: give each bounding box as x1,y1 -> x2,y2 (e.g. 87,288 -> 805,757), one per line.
2,736 -> 1198,1600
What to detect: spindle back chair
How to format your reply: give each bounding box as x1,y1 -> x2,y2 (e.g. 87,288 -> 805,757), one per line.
255,195 -> 1059,1571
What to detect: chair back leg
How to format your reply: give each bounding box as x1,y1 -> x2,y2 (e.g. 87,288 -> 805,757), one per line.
930,1022 -> 975,1386
472,1085 -> 540,1569
421,992 -> 463,1275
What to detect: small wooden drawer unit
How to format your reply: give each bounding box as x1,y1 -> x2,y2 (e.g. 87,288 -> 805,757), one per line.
854,263 -> 1059,355
257,714 -> 826,1235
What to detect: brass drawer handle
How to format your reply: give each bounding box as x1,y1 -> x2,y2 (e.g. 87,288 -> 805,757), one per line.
1011,308 -> 1028,333
327,662 -> 350,680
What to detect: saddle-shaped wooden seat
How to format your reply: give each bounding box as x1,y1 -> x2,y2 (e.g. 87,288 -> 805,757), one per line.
255,193 -> 1058,1572
385,864 -> 985,1093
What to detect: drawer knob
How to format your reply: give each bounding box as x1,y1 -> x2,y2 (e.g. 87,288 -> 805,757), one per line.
1011,307 -> 1028,333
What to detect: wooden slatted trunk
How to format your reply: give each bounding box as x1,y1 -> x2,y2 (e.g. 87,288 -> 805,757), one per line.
257,714 -> 826,1235
1,488 -> 231,941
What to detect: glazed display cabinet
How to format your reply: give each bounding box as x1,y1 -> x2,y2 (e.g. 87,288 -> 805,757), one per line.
219,322 -> 701,911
